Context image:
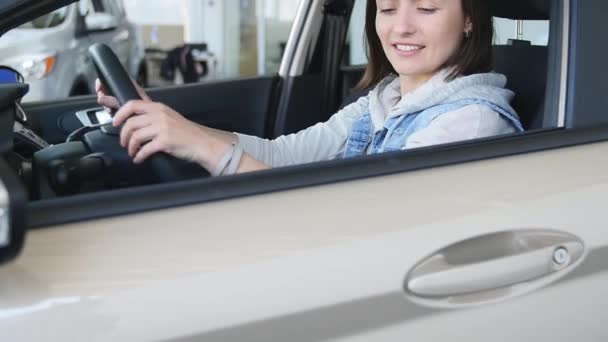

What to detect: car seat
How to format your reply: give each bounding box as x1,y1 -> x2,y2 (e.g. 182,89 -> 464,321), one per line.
491,0 -> 551,130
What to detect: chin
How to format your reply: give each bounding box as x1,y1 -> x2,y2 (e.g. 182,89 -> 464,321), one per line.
393,67 -> 433,78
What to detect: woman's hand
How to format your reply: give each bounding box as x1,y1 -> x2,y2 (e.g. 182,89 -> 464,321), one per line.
112,100 -> 229,168
95,78 -> 150,114
94,77 -> 266,175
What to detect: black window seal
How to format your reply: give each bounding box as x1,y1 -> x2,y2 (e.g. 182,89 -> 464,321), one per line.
28,125 -> 608,229
565,0 -> 608,128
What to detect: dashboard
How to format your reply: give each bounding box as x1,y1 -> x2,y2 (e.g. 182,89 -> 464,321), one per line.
1,83 -> 207,200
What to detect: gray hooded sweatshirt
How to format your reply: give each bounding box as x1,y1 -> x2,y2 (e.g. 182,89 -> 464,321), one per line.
236,69 -> 518,168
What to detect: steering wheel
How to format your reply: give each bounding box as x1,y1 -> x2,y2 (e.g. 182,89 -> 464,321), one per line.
88,43 -> 208,182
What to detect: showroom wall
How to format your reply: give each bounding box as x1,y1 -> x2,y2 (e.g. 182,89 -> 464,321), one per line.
124,0 -> 300,80
124,0 -> 551,81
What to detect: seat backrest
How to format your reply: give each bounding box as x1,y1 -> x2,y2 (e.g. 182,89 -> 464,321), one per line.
493,43 -> 548,130
490,0 -> 551,130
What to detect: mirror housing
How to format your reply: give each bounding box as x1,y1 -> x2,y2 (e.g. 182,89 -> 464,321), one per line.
0,66 -> 24,84
84,13 -> 118,33
0,84 -> 28,265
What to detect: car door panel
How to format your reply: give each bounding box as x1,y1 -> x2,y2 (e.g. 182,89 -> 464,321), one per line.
22,76 -> 278,144
4,140 -> 607,341
148,76 -> 277,136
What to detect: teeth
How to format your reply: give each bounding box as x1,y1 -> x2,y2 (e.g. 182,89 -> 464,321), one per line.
395,45 -> 421,52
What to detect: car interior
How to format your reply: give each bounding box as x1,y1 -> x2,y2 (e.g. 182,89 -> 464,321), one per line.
0,0 -> 558,226
339,0 -> 553,131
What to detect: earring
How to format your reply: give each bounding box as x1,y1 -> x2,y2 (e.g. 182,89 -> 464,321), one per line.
464,31 -> 472,39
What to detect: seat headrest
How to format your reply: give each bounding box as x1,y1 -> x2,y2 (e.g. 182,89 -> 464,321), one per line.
489,0 -> 551,20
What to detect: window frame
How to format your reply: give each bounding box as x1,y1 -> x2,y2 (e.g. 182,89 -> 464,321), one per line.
27,0 -> 608,229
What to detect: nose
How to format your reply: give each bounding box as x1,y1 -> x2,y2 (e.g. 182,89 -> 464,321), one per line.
393,7 -> 417,35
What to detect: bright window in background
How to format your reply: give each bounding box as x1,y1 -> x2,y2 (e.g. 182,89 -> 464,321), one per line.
224,0 -> 300,78
344,0 -> 551,67
124,0 -> 300,80
262,0 -> 301,76
494,19 -> 550,46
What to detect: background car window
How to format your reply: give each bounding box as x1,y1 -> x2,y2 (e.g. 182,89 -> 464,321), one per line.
18,7 -> 69,29
79,0 -> 112,17
91,0 -> 108,13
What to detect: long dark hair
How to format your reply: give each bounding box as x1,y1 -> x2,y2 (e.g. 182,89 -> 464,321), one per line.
356,0 -> 493,90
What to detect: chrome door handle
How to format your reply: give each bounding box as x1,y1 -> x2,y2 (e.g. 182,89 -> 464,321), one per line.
406,230 -> 585,298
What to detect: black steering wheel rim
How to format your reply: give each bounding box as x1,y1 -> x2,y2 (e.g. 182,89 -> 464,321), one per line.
87,43 -> 208,182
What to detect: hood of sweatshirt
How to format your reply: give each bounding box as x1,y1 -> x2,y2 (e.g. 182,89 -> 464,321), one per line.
368,69 -> 517,133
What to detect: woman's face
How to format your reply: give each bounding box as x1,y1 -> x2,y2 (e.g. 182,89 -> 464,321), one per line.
375,0 -> 471,85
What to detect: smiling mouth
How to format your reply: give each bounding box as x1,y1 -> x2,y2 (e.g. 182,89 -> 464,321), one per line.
393,44 -> 425,53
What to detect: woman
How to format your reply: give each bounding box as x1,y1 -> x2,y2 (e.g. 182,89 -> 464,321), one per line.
98,0 -> 523,176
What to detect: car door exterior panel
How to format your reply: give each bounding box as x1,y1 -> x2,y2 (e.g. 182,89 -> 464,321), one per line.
2,140 -> 606,341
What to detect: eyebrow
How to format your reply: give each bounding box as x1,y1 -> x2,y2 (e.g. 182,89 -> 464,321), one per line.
414,0 -> 444,5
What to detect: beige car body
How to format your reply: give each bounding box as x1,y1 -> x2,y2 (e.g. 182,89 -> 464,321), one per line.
1,0 -> 607,341
3,141 -> 608,341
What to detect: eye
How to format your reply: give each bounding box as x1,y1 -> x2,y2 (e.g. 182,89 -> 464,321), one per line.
418,8 -> 437,14
379,8 -> 396,14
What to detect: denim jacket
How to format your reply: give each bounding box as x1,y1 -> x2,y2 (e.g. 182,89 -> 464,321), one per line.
343,98 -> 524,158
237,71 -> 522,168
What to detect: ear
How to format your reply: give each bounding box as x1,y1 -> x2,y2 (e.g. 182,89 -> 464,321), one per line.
464,17 -> 473,33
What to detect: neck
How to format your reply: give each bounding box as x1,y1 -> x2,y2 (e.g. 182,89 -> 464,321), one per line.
399,73 -> 435,95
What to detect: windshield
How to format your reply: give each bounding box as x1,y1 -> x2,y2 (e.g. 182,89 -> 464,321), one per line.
19,7 -> 68,29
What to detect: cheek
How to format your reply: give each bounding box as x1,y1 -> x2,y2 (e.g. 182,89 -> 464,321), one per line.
375,17 -> 391,45
429,20 -> 465,56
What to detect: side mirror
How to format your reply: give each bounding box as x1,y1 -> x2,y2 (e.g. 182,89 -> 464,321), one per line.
85,13 -> 118,33
0,66 -> 26,105
0,66 -> 24,84
0,68 -> 28,264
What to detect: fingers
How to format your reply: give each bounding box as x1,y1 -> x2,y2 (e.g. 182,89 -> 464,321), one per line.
111,100 -> 190,164
127,125 -> 157,157
116,101 -> 171,162
98,95 -> 120,112
133,138 -> 165,164
113,100 -> 152,127
95,78 -> 105,94
96,79 -> 121,113
120,114 -> 152,147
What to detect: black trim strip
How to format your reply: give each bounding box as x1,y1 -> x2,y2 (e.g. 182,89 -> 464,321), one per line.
28,124 -> 608,229
566,0 -> 608,128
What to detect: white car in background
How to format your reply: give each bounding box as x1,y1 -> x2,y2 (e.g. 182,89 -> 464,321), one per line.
0,0 -> 146,102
